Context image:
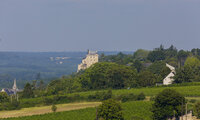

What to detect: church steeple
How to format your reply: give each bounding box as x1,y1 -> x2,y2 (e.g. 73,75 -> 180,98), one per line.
12,79 -> 17,95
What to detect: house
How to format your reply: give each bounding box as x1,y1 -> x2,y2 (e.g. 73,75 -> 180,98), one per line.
163,63 -> 176,85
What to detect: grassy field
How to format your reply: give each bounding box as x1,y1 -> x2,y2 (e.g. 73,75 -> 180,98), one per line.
17,84 -> 200,109
69,85 -> 200,97
5,101 -> 153,120
0,102 -> 101,119
3,84 -> 200,120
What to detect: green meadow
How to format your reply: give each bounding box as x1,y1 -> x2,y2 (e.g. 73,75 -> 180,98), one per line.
5,101 -> 153,120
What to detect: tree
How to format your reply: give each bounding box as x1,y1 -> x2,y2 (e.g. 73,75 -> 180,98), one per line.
194,102 -> 200,118
51,104 -> 57,112
78,62 -> 137,90
165,45 -> 178,58
39,80 -> 44,90
97,99 -> 124,120
174,68 -> 193,83
0,92 -> 9,103
133,49 -> 149,60
191,48 -> 200,56
147,50 -> 166,62
138,71 -> 157,87
152,89 -> 185,120
137,92 -> 145,100
22,83 -> 34,98
177,50 -> 189,68
184,57 -> 200,70
32,80 -> 37,90
132,60 -> 143,72
174,57 -> 200,83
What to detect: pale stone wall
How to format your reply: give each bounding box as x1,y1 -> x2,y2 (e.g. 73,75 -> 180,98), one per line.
77,51 -> 99,72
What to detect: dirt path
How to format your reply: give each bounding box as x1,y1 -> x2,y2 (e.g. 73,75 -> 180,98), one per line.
0,102 -> 101,119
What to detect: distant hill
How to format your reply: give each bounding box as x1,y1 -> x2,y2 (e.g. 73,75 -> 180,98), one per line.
0,51 -> 132,89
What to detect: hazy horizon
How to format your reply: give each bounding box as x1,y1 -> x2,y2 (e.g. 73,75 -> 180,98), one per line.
1,0 -> 200,52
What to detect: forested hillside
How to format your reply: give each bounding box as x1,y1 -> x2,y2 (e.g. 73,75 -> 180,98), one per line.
0,51 -> 124,89
46,45 -> 200,95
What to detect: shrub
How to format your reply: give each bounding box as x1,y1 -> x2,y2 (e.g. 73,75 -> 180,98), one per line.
97,99 -> 124,120
189,99 -> 196,103
137,92 -> 145,100
88,90 -> 112,101
43,97 -> 54,105
51,104 -> 57,112
0,92 -> 9,103
117,93 -> 137,103
150,96 -> 155,101
152,89 -> 185,120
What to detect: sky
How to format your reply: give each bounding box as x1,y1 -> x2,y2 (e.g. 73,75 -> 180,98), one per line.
0,0 -> 200,52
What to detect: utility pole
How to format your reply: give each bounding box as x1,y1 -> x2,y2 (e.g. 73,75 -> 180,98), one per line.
173,110 -> 175,119
185,103 -> 188,120
10,95 -> 12,103
17,94 -> 19,102
96,107 -> 98,120
181,99 -> 183,120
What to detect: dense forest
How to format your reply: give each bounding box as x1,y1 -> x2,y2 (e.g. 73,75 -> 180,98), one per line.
45,45 -> 200,95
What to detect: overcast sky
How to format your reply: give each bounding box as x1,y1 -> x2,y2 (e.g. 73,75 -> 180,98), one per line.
0,0 -> 200,52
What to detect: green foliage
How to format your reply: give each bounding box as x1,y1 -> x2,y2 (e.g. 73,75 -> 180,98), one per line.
137,92 -> 145,101
132,60 -> 143,72
46,76 -> 79,95
51,104 -> 57,112
138,71 -> 157,87
78,62 -> 138,90
174,57 -> 200,83
152,89 -> 185,120
184,57 -> 200,68
97,99 -> 124,120
189,99 -> 196,103
0,98 -> 21,111
88,90 -> 112,101
0,92 -> 9,103
174,68 -> 194,83
99,52 -> 134,65
133,49 -> 149,61
177,50 -> 189,68
194,102 -> 200,118
22,83 -> 34,98
147,45 -> 178,62
117,93 -> 137,103
148,61 -> 170,78
9,99 -> 21,110
191,48 -> 200,56
147,50 -> 166,62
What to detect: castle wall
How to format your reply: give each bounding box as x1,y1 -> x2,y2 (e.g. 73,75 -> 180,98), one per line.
77,51 -> 99,71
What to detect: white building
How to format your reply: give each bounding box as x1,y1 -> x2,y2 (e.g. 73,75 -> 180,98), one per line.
77,50 -> 99,72
163,63 -> 176,85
